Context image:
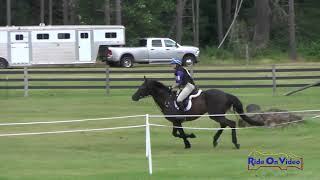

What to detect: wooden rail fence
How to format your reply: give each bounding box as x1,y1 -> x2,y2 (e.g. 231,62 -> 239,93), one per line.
0,66 -> 319,97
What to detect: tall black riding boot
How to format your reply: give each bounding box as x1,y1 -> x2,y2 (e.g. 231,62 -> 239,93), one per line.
177,102 -> 185,113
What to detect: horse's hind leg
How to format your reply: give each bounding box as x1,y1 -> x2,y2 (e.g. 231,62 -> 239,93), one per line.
213,123 -> 227,148
231,127 -> 240,149
211,116 -> 240,149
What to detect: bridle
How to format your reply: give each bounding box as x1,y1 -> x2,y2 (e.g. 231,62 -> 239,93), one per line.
137,82 -> 152,100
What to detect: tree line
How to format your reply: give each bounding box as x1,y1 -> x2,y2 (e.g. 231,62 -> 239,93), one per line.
1,0 -> 320,61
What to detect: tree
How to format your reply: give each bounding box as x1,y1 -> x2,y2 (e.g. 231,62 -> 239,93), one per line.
49,0 -> 53,25
7,0 -> 11,25
63,0 -> 69,24
69,0 -> 77,24
176,0 -> 187,43
104,0 -> 111,25
288,0 -> 297,61
192,0 -> 200,47
224,0 -> 232,29
115,0 -> 122,25
40,0 -> 45,24
122,0 -> 175,44
216,0 -> 223,43
195,0 -> 200,47
253,0 -> 271,49
176,0 -> 182,43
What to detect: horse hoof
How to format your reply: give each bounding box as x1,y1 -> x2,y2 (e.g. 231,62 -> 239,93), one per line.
234,144 -> 240,149
184,143 -> 191,149
189,133 -> 196,138
213,141 -> 218,148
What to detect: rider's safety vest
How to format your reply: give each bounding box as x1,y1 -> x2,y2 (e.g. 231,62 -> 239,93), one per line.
174,66 -> 195,88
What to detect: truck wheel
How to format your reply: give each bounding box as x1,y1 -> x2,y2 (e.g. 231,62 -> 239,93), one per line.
182,55 -> 196,66
120,56 -> 134,68
0,58 -> 8,69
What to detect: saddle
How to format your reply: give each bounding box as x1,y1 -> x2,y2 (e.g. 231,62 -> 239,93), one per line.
174,89 -> 202,112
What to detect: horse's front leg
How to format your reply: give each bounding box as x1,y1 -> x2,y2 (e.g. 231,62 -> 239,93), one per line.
172,125 -> 196,139
172,127 -> 180,138
173,123 -> 196,149
172,123 -> 196,138
179,127 -> 196,139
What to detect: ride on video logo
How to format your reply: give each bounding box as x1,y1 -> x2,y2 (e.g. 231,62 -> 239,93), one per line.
248,151 -> 303,170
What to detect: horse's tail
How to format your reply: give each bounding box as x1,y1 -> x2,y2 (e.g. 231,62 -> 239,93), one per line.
230,95 -> 264,126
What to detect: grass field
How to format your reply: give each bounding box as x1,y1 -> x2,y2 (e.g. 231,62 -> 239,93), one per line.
0,64 -> 320,179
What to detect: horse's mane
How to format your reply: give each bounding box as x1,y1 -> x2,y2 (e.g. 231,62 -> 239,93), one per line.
146,79 -> 173,113
147,79 -> 170,92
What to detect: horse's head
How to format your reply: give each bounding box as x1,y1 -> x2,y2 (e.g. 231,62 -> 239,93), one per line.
132,77 -> 180,114
132,77 -> 173,102
132,77 -> 152,101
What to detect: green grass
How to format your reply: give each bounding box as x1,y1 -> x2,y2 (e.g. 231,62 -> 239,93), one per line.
0,87 -> 319,179
0,64 -> 320,179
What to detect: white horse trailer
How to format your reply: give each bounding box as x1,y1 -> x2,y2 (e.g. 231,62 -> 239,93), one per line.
0,25 -> 125,68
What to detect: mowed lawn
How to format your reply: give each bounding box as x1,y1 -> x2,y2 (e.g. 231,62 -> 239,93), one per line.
0,86 -> 319,180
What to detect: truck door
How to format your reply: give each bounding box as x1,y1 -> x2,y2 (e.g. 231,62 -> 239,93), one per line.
10,32 -> 30,65
78,31 -> 92,62
148,39 -> 167,63
163,39 -> 179,61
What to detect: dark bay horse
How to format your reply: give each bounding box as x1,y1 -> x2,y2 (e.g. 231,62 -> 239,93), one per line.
132,78 -> 264,149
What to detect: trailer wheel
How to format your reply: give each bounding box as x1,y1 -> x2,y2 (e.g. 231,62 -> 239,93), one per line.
0,58 -> 8,69
120,56 -> 134,68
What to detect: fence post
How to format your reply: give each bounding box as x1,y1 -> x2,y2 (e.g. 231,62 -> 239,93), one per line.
24,67 -> 29,97
5,76 -> 9,99
105,64 -> 110,95
145,114 -> 153,175
272,65 -> 277,96
146,114 -> 149,158
245,44 -> 250,65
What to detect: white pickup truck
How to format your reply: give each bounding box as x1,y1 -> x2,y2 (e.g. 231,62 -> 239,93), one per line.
105,38 -> 200,67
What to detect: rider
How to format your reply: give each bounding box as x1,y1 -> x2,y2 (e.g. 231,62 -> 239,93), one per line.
170,58 -> 196,112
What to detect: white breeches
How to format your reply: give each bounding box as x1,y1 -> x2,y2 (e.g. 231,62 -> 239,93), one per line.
177,83 -> 195,102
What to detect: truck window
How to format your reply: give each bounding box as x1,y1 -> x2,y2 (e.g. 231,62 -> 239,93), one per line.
164,40 -> 176,47
139,39 -> 147,47
152,40 -> 162,47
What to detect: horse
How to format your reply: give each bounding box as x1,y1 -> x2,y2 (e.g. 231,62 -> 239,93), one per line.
132,78 -> 264,149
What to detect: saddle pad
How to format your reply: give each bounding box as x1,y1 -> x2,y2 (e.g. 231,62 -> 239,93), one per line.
174,90 -> 202,111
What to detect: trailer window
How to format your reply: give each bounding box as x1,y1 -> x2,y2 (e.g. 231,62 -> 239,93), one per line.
58,33 -> 70,39
152,40 -> 162,47
80,33 -> 88,39
15,34 -> 24,40
105,32 -> 117,38
37,33 -> 49,40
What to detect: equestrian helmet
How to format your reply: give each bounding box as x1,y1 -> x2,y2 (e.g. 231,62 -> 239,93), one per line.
170,58 -> 182,65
